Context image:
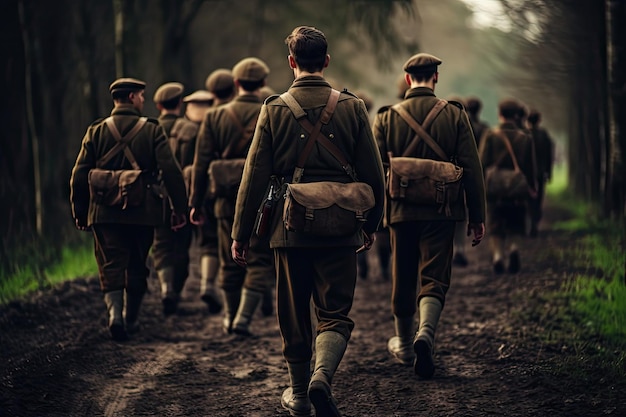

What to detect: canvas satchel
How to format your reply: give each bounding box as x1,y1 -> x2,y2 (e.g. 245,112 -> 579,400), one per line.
88,117 -> 147,209
208,107 -> 257,199
388,101 -> 463,216
280,89 -> 375,237
484,130 -> 530,199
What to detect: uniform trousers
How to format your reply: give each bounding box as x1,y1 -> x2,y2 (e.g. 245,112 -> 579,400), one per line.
275,247 -> 357,363
389,221 -> 455,317
198,199 -> 219,257
217,216 -> 273,294
92,224 -> 154,294
152,218 -> 192,291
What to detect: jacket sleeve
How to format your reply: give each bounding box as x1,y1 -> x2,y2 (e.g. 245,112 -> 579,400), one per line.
232,104 -> 274,242
189,111 -> 216,208
154,124 -> 187,214
455,110 -> 486,223
69,128 -> 97,224
354,101 -> 386,235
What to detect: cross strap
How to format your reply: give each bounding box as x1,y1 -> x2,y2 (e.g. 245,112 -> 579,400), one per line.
99,117 -> 147,169
391,99 -> 449,161
281,89 -> 357,183
221,106 -> 258,159
493,129 -> 522,172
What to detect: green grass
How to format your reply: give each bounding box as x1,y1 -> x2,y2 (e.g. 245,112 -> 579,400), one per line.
0,241 -> 97,305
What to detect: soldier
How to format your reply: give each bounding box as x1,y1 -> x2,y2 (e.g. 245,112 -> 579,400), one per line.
190,58 -> 273,337
191,70 -> 237,314
465,96 -> 489,148
70,78 -> 187,341
374,53 -> 486,379
479,99 -> 537,273
230,26 -> 385,417
526,109 -> 554,237
151,82 -> 193,315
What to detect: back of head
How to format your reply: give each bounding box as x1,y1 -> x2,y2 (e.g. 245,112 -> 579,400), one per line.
205,69 -> 235,99
498,98 -> 520,120
465,96 -> 482,115
284,26 -> 328,73
527,109 -> 541,125
403,53 -> 441,83
110,77 -> 146,102
232,57 -> 270,92
153,82 -> 184,109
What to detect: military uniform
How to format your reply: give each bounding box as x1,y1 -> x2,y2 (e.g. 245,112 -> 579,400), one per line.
232,74 -> 386,360
374,54 -> 485,378
70,78 -> 187,340
478,117 -> 536,272
528,118 -> 554,236
191,58 -> 274,335
150,82 -> 195,314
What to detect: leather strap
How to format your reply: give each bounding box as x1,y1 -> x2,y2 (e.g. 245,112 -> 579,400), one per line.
493,129 -> 522,172
221,106 -> 258,159
391,100 -> 449,160
281,89 -> 356,183
99,117 -> 147,169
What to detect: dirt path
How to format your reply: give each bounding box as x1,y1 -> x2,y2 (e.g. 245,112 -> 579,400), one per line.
1,201 -> 625,417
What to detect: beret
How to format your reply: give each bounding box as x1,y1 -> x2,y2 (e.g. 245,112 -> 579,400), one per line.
232,57 -> 270,82
109,78 -> 146,94
153,82 -> 184,103
402,53 -> 442,74
183,90 -> 215,103
205,69 -> 235,93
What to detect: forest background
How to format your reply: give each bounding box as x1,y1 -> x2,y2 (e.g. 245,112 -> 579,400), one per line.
0,0 -> 624,288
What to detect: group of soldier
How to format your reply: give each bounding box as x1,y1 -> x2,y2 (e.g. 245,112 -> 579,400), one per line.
70,24 -> 553,417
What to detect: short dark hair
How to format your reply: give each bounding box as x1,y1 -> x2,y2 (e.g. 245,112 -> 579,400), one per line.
238,79 -> 265,92
285,26 -> 328,73
498,99 -> 519,119
408,71 -> 436,83
466,97 -> 482,115
112,90 -> 134,102
213,85 -> 235,100
160,96 -> 182,110
527,109 -> 541,124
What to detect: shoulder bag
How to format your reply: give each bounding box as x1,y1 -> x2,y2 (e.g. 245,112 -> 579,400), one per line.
88,117 -> 148,209
388,101 -> 463,216
484,130 -> 530,199
208,107 -> 258,198
280,89 -> 375,237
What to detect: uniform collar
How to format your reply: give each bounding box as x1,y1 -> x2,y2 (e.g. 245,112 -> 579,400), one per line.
234,93 -> 262,103
111,104 -> 141,116
158,113 -> 178,121
404,87 -> 436,99
500,121 -> 518,130
290,75 -> 331,89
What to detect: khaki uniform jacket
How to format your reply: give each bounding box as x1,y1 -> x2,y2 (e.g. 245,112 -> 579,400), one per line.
190,94 -> 262,218
529,126 -> 554,182
373,87 -> 486,225
170,117 -> 199,169
231,76 -> 386,248
158,114 -> 179,137
70,105 -> 187,226
478,121 -> 537,198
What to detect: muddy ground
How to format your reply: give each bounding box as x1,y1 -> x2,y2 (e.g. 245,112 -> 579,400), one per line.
1,201 -> 625,417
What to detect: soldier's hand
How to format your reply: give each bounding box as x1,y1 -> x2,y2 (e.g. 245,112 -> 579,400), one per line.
356,231 -> 376,254
231,240 -> 248,267
467,222 -> 485,247
190,207 -> 205,225
171,212 -> 187,231
75,218 -> 90,232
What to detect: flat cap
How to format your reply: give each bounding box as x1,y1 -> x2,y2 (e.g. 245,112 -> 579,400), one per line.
153,82 -> 184,103
232,57 -> 270,82
109,77 -> 146,94
183,90 -> 215,103
205,69 -> 235,93
403,53 -> 442,74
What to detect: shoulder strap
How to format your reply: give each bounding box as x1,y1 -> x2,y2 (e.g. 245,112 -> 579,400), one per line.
281,89 -> 354,183
221,106 -> 258,159
391,100 -> 449,160
494,129 -> 522,172
99,117 -> 147,169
